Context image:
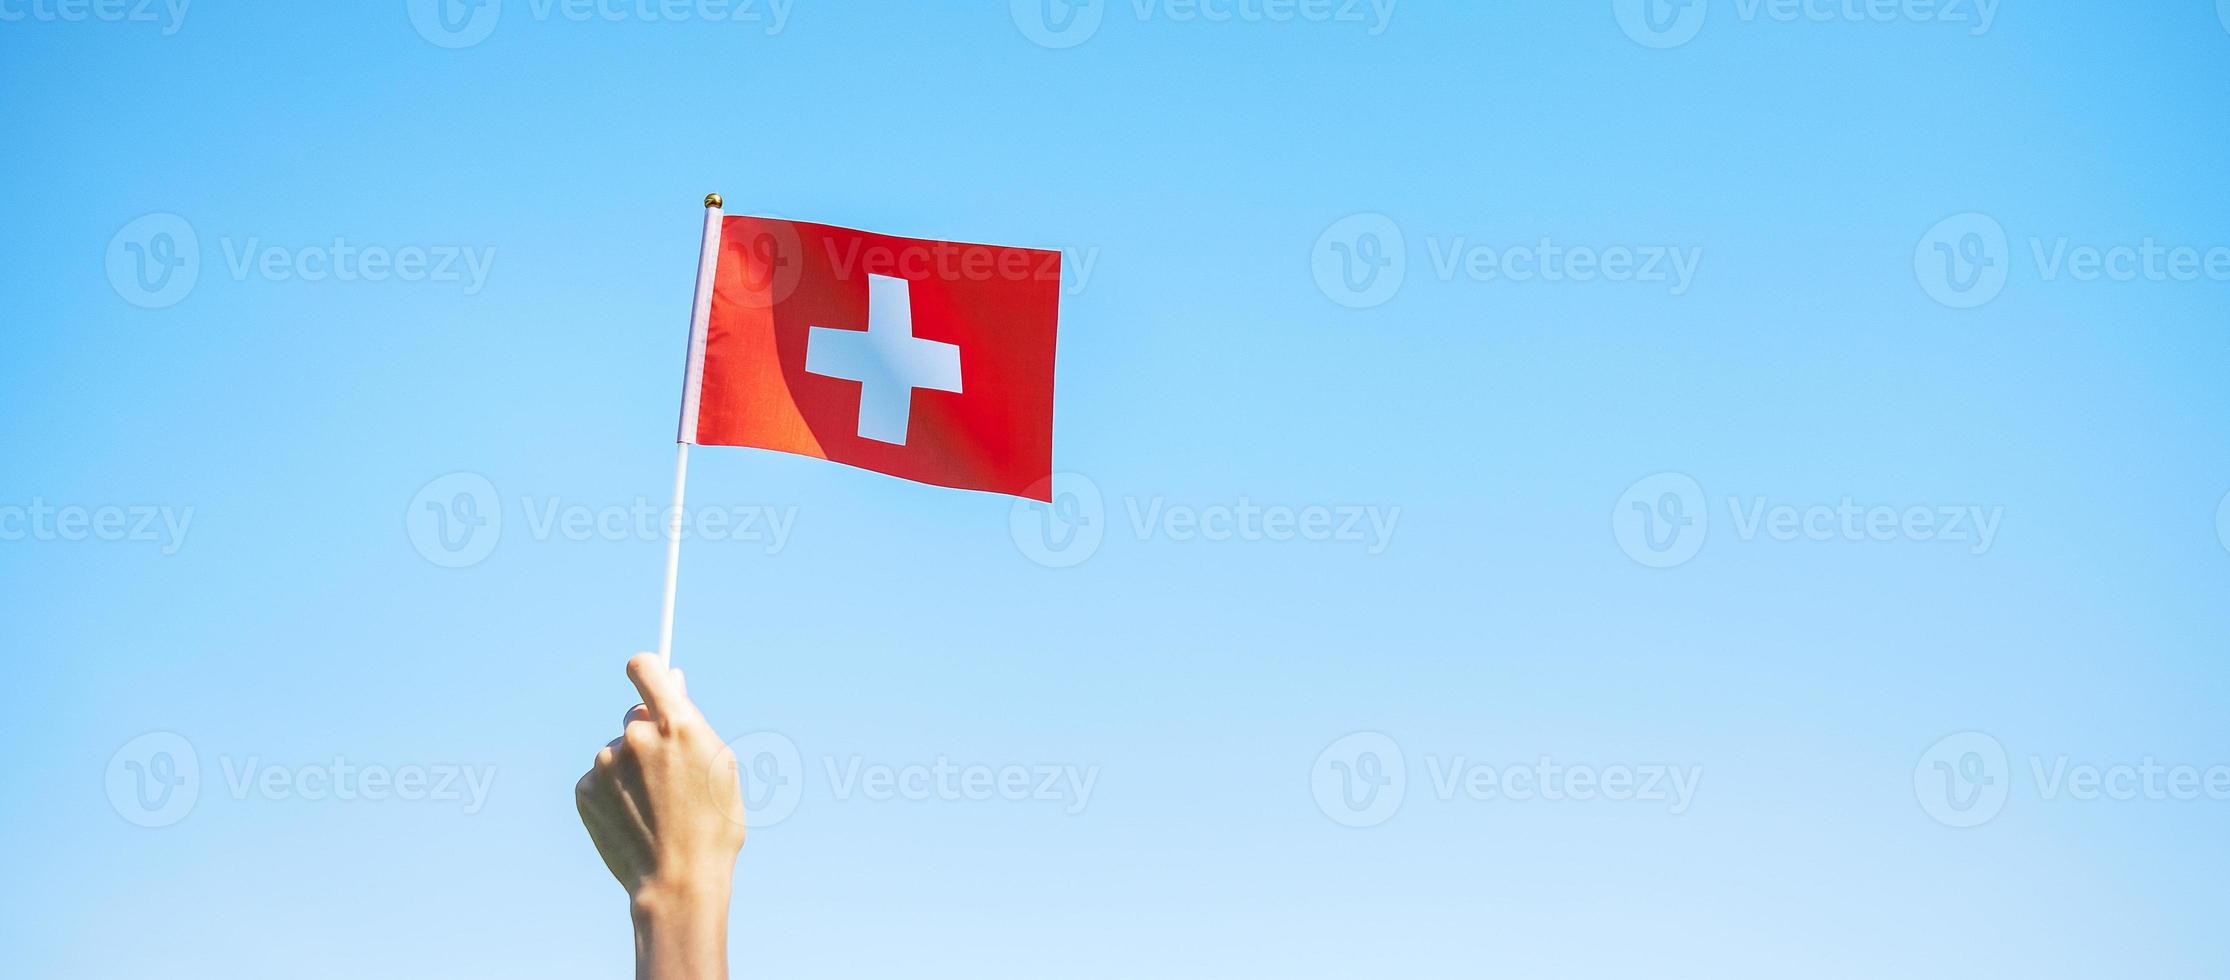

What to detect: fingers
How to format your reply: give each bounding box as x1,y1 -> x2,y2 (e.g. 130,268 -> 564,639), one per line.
592,735 -> 654,835
575,778 -> 647,888
622,718 -> 660,755
623,703 -> 651,728
626,653 -> 699,725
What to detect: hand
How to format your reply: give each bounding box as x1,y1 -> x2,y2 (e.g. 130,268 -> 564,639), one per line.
577,653 -> 746,980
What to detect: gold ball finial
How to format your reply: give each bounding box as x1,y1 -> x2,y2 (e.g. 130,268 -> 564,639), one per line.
703,193 -> 723,209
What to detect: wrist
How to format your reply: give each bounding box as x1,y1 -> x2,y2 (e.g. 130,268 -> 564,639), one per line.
631,877 -> 732,980
630,875 -> 733,926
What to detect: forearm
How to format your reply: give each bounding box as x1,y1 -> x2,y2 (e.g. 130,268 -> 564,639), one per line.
631,882 -> 733,980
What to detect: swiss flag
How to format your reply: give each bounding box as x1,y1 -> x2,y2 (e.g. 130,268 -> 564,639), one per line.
680,216 -> 1061,501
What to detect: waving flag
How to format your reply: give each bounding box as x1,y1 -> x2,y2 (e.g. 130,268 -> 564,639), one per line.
677,207 -> 1061,501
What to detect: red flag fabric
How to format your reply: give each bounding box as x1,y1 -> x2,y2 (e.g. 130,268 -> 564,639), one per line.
684,216 -> 1060,501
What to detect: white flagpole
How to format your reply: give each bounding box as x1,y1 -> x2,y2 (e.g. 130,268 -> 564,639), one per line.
659,192 -> 724,667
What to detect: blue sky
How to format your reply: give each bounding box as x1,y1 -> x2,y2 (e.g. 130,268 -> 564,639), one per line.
5,2 -> 2230,977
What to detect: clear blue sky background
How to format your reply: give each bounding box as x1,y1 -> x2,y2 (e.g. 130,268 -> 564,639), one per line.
6,2 -> 2230,976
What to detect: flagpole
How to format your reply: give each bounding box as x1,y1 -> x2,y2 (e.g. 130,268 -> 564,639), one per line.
659,192 -> 724,667
656,442 -> 691,667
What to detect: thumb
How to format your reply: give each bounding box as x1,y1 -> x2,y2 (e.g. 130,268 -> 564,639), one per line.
625,653 -> 701,725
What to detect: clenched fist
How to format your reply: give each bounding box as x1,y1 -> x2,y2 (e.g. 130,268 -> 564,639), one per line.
576,653 -> 746,980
